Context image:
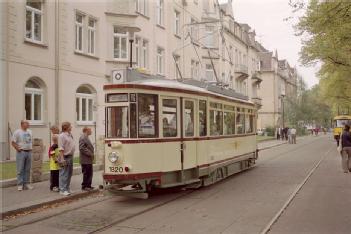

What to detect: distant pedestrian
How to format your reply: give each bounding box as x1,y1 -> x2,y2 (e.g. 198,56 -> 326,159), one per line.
340,125 -> 351,173
280,128 -> 284,141
49,135 -> 60,192
291,127 -> 297,144
11,120 -> 34,191
276,127 -> 280,140
79,127 -> 95,191
58,122 -> 75,196
288,128 -> 292,144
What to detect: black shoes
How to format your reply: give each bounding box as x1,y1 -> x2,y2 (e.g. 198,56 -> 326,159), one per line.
82,187 -> 95,191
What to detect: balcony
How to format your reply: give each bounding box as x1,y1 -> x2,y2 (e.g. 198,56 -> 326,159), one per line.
252,97 -> 262,108
235,64 -> 249,79
251,71 -> 262,84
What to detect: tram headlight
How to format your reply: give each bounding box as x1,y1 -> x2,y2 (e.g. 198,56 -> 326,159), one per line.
108,152 -> 119,163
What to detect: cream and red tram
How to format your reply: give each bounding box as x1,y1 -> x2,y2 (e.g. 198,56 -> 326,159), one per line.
103,75 -> 258,197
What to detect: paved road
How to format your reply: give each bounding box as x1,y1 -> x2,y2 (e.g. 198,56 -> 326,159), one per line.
2,135 -> 350,234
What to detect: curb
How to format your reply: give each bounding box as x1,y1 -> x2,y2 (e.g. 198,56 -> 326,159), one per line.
258,142 -> 287,151
0,164 -> 103,188
0,189 -> 101,220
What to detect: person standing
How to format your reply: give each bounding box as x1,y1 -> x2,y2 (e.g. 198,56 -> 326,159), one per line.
58,122 -> 75,196
276,127 -> 280,140
287,127 -> 292,144
340,125 -> 351,173
11,120 -> 34,191
79,127 -> 95,191
49,135 -> 60,191
290,127 -> 297,144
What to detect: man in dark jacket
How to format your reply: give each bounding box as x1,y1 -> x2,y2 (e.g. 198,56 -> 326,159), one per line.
79,127 -> 94,190
341,124 -> 351,173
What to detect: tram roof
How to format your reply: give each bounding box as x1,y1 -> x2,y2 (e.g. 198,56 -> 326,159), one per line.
105,74 -> 255,106
105,69 -> 256,106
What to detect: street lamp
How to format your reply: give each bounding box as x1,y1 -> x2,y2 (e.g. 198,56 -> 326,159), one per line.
118,26 -> 141,68
281,94 -> 285,128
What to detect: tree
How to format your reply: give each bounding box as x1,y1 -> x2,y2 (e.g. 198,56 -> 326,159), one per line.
291,0 -> 351,115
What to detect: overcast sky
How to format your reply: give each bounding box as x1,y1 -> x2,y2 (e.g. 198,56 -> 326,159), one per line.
226,0 -> 319,88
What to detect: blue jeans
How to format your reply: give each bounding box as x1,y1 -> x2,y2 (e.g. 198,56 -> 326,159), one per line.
59,155 -> 73,192
16,151 -> 32,186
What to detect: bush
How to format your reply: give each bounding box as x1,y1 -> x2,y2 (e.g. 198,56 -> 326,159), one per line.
265,126 -> 275,136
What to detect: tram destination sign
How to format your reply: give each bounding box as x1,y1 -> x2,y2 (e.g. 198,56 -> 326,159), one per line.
107,93 -> 128,102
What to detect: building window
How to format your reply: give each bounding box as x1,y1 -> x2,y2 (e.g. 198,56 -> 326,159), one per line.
205,26 -> 215,48
156,0 -> 164,26
76,86 -> 95,124
190,18 -> 199,42
136,0 -> 147,16
142,40 -> 148,68
26,0 -> 43,42
157,47 -> 164,75
174,10 -> 180,36
25,79 -> 44,124
87,18 -> 96,55
205,64 -> 214,81
135,37 -> 140,66
75,13 -> 84,52
113,27 -> 128,60
191,60 -> 199,79
174,55 -> 180,79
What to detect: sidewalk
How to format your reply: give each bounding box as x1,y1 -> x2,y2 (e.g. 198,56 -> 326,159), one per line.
0,170 -> 103,218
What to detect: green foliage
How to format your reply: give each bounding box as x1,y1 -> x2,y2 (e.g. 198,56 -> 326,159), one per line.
284,85 -> 333,128
291,0 -> 351,115
265,126 -> 275,137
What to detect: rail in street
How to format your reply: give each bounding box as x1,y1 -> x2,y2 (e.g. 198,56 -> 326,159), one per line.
2,135 -> 350,234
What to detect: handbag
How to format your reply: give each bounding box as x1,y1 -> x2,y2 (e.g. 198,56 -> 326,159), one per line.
337,133 -> 343,153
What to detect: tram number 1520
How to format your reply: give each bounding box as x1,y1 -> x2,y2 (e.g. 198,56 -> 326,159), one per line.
109,166 -> 124,173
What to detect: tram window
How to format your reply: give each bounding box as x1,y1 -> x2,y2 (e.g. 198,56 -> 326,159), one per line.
106,106 -> 129,138
246,115 -> 254,133
224,112 -> 235,135
236,112 -> 245,134
199,100 -> 207,136
184,100 -> 195,137
130,103 -> 137,138
210,110 -> 223,136
162,99 -> 177,137
138,94 -> 158,138
210,102 -> 222,109
336,119 -> 351,127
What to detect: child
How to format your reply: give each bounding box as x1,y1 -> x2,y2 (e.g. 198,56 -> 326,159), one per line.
49,135 -> 60,192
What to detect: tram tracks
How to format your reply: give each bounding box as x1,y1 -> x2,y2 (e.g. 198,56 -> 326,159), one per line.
259,145 -> 334,234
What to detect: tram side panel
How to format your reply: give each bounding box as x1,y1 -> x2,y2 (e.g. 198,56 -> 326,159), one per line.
104,141 -> 186,174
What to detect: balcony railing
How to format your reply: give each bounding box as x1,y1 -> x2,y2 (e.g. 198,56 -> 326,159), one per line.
252,96 -> 262,107
252,71 -> 262,83
235,64 -> 248,76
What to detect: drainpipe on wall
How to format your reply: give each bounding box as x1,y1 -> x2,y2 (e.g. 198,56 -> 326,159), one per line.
54,0 -> 59,126
0,2 -> 10,161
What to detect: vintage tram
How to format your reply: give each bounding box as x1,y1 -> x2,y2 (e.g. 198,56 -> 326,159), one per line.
103,70 -> 258,198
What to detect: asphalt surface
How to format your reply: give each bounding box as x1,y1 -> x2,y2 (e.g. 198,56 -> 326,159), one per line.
2,134 -> 350,234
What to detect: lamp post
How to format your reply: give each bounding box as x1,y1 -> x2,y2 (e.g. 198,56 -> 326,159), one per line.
281,94 -> 285,128
119,26 -> 141,69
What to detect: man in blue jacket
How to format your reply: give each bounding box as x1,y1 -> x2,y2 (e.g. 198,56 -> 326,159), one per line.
341,124 -> 351,173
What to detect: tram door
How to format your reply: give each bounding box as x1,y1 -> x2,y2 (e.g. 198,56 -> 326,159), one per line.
181,99 -> 197,170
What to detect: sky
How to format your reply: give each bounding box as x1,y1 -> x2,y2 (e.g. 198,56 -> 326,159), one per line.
227,0 -> 320,88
